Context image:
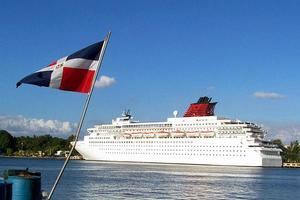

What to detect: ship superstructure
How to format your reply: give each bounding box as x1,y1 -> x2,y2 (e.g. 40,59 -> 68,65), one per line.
75,97 -> 282,167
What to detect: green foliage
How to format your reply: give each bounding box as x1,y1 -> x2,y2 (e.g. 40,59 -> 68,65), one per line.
0,130 -> 74,156
0,130 -> 15,153
6,148 -> 13,156
286,140 -> 300,162
272,139 -> 300,163
15,134 -> 70,156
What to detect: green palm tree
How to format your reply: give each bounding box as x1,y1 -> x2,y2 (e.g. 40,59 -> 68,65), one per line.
286,140 -> 300,162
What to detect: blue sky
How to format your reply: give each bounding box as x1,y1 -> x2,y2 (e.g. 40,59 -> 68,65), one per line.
0,0 -> 299,143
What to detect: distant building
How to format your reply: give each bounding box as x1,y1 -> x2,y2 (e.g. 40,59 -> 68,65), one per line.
54,150 -> 64,157
38,151 -> 44,157
55,150 -> 70,157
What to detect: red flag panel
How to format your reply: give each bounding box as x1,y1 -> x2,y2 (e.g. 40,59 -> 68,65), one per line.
60,67 -> 95,93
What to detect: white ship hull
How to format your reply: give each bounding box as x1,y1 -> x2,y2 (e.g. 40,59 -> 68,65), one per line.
75,137 -> 282,167
75,97 -> 282,167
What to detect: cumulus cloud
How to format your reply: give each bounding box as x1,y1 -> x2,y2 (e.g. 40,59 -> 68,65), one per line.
263,122 -> 300,144
0,115 -> 77,137
94,75 -> 116,88
253,91 -> 284,99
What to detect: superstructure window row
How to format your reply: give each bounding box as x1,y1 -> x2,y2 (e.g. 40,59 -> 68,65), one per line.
92,150 -> 247,157
122,124 -> 172,128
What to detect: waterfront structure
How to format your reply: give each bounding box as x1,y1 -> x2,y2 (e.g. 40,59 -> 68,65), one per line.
75,97 -> 282,167
283,163 -> 300,168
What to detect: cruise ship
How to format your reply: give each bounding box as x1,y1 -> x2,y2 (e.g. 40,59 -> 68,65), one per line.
75,97 -> 282,167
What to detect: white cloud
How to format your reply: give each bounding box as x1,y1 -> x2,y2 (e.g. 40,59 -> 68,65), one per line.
0,115 -> 77,137
94,75 -> 116,88
263,122 -> 300,144
253,91 -> 284,99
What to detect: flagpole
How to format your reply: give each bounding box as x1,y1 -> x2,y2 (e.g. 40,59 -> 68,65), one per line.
47,31 -> 112,200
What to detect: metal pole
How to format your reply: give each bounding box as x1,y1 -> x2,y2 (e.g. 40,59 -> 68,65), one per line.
47,31 -> 112,200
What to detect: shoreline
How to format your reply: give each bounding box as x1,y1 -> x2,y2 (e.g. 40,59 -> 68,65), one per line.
0,155 -> 83,160
283,162 -> 300,168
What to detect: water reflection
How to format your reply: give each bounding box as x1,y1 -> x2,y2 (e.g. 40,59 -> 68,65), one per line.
1,158 -> 299,200
56,162 -> 265,199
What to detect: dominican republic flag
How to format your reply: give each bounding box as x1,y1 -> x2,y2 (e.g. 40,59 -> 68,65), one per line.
17,41 -> 104,93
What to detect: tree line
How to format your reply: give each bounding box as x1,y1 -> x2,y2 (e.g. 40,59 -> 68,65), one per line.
0,130 -> 76,157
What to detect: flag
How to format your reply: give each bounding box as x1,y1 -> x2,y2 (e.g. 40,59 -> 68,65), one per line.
16,41 -> 104,93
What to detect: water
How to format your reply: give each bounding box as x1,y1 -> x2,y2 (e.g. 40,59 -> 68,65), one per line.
0,157 -> 299,200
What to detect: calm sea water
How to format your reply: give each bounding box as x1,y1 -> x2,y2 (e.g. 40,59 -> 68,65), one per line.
0,157 -> 299,200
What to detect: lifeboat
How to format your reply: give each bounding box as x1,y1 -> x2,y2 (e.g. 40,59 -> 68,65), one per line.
143,133 -> 155,138
186,132 -> 200,137
200,131 -> 215,137
156,132 -> 169,138
123,134 -> 131,138
131,133 -> 143,138
171,132 -> 185,137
